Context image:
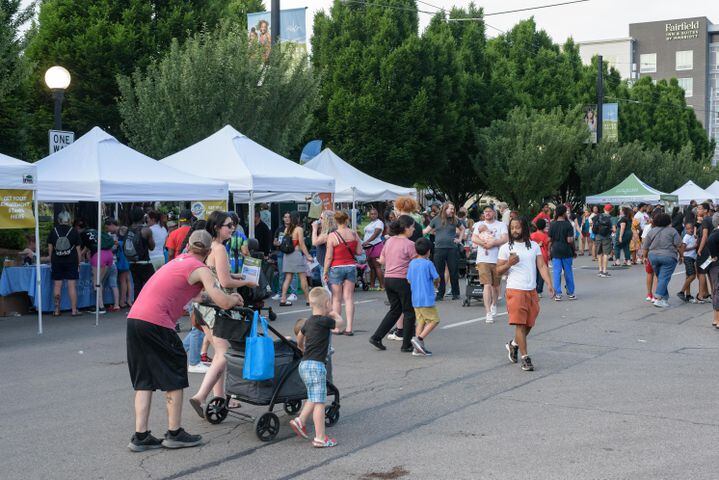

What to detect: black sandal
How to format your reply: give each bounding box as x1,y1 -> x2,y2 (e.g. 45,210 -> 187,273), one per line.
279,301 -> 292,307
343,331 -> 354,336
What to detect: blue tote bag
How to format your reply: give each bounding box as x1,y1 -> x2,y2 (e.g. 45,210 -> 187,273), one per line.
242,311 -> 275,381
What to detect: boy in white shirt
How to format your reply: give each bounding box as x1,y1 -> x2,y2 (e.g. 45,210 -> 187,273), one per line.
496,217 -> 553,372
678,221 -> 698,303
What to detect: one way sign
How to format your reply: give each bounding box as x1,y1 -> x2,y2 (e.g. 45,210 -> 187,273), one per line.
48,130 -> 75,153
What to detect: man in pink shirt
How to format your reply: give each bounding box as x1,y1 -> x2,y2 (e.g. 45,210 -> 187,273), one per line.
126,230 -> 242,452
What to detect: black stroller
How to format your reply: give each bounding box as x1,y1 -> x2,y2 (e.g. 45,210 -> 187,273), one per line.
238,239 -> 276,320
462,250 -> 484,307
200,304 -> 341,442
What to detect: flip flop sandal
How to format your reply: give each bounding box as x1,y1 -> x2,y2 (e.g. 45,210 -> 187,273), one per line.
312,436 -> 338,448
289,418 -> 309,439
52,310 -> 61,317
189,398 -> 205,419
279,301 -> 292,307
227,399 -> 242,409
70,312 -> 83,317
344,331 -> 354,336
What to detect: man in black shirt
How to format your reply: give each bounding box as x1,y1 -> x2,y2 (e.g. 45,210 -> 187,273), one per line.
253,210 -> 272,256
695,202 -> 714,302
547,205 -> 576,301
48,211 -> 82,316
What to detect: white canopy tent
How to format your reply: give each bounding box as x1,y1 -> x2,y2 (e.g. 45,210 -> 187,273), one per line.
35,127 -> 229,325
670,181 -> 716,205
705,180 -> 719,200
160,125 -> 335,237
0,153 -> 42,333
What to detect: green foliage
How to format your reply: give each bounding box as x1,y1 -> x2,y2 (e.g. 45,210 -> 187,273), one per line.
117,23 -> 318,158
0,228 -> 26,250
0,0 -> 34,158
612,76 -> 714,161
475,107 -> 589,213
22,0 -> 263,160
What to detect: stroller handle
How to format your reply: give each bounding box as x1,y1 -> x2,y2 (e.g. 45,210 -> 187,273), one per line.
199,302 -> 255,317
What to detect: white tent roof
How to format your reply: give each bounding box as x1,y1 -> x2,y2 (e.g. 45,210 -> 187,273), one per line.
670,180 -> 716,205
705,180 -> 719,198
35,127 -> 228,202
160,125 -> 335,197
0,153 -> 37,190
304,148 -> 415,202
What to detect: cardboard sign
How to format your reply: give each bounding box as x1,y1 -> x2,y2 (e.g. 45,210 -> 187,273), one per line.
308,193 -> 333,219
0,190 -> 35,229
190,200 -> 228,220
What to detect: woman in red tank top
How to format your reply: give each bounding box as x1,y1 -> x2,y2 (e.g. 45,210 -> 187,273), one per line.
323,211 -> 364,335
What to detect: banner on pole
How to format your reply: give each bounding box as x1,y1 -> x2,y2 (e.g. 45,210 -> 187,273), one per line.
602,103 -> 619,142
191,200 -> 228,220
583,105 -> 598,143
0,190 -> 35,229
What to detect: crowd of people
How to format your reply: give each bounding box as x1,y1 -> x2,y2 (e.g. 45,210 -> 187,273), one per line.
106,195 -> 719,452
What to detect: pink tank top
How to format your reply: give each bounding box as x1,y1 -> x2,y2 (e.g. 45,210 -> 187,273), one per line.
128,253 -> 207,330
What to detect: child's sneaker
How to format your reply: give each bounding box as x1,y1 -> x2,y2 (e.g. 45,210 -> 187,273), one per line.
645,295 -> 654,302
289,418 -> 309,439
411,337 -> 428,355
312,435 -> 338,448
412,348 -> 426,356
200,353 -> 212,364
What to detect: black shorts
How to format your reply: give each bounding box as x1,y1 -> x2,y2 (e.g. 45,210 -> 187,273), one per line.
697,254 -> 709,274
126,318 -> 188,391
51,262 -> 79,281
684,258 -> 697,277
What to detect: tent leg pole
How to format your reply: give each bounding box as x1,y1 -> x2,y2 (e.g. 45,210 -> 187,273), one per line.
96,201 -> 102,327
351,188 -> 356,230
35,195 -> 42,335
249,191 -> 255,238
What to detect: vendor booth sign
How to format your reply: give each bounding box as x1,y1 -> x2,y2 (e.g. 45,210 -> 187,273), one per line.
308,193 -> 333,218
0,189 -> 34,228
191,200 -> 228,220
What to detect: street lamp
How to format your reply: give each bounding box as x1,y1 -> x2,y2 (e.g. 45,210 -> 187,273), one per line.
44,66 -> 71,130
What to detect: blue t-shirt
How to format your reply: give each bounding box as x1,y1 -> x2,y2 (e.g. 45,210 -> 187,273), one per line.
406,258 -> 439,308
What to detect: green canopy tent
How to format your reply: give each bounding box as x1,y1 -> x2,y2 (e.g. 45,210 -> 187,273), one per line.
586,174 -> 678,204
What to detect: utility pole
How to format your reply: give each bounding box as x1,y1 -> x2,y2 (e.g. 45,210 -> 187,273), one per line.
596,55 -> 603,143
271,0 -> 280,45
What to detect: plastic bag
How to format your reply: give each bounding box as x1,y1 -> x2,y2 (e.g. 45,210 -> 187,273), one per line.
242,311 -> 275,381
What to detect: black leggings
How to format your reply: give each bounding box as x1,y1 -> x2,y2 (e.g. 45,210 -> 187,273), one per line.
130,263 -> 155,300
371,277 -> 416,350
434,247 -> 460,297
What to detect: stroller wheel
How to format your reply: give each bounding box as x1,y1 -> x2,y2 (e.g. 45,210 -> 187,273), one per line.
462,300 -> 469,307
283,400 -> 302,415
255,412 -> 280,441
324,403 -> 340,427
268,308 -> 277,322
205,396 -> 228,424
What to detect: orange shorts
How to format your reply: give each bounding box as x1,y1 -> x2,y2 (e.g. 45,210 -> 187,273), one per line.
506,288 -> 540,327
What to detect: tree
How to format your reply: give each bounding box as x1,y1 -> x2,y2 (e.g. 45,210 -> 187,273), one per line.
475,107 -> 589,213
117,23 -> 318,158
0,0 -> 34,158
23,0 -> 263,159
612,76 -> 713,161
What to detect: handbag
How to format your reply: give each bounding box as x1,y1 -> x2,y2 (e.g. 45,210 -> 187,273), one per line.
336,231 -> 366,264
242,311 -> 275,381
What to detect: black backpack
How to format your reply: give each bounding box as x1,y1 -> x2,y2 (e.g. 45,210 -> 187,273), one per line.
123,227 -> 149,262
279,232 -> 295,254
592,213 -> 612,236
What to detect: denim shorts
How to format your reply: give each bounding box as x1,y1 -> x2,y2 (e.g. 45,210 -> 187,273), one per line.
299,360 -> 327,403
105,263 -> 118,289
328,265 -> 356,285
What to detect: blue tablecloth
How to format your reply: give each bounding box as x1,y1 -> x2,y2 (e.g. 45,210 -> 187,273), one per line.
0,264 -> 129,312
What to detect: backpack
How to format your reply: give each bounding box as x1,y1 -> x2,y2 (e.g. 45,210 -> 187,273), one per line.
53,228 -> 73,257
123,227 -> 148,262
101,232 -> 114,250
592,214 -> 612,236
279,232 -> 295,254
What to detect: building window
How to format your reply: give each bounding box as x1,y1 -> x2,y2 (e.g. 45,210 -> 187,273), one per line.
640,53 -> 657,73
678,77 -> 693,97
676,50 -> 693,71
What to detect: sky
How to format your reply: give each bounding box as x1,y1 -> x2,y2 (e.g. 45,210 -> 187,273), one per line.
19,0 -> 719,44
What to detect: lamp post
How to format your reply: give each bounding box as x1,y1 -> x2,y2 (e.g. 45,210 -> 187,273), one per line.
44,66 -> 71,130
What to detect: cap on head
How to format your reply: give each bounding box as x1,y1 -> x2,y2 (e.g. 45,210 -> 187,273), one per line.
179,209 -> 194,223
188,229 -> 212,250
604,204 -> 613,212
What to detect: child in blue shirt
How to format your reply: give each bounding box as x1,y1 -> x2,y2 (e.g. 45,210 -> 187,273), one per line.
406,237 -> 440,356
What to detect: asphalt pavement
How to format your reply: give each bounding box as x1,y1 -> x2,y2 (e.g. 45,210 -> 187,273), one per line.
1,256 -> 718,480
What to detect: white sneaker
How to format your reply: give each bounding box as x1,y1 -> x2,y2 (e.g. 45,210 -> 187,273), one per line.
387,332 -> 403,341
271,293 -> 281,301
653,298 -> 669,308
490,304 -> 497,316
288,293 -> 298,301
485,313 -> 494,324
188,363 -> 209,374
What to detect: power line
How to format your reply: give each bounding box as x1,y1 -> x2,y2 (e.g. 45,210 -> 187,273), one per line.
485,0 -> 590,17
416,0 -> 444,11
339,0 -> 437,15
